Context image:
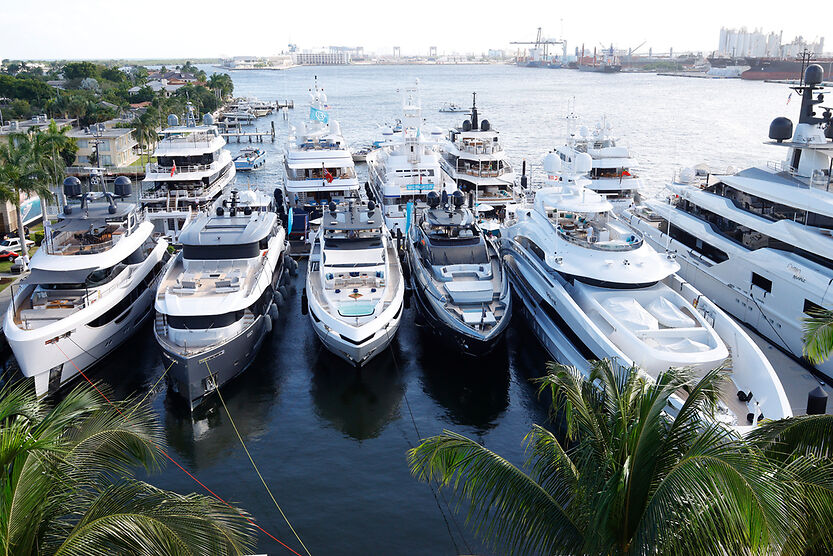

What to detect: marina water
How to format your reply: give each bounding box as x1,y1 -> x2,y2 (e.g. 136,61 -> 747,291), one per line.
38,64 -> 801,554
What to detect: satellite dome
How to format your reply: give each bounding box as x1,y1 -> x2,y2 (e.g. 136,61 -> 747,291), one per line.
462,120 -> 472,132
769,116 -> 793,143
382,126 -> 394,136
542,152 -> 562,174
452,190 -> 465,207
678,167 -> 696,184
113,176 -> 132,197
579,125 -> 589,138
63,176 -> 82,198
203,113 -> 215,125
430,126 -> 443,136
480,119 -> 490,131
575,152 -> 593,174
167,114 -> 179,127
427,191 -> 440,208
805,64 -> 824,86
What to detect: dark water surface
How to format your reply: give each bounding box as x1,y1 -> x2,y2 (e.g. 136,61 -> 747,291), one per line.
59,64 -> 801,554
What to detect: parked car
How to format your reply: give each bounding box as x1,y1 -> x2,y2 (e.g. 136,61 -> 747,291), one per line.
0,248 -> 19,262
0,237 -> 34,254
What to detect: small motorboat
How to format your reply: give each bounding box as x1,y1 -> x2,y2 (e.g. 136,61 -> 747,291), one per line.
439,102 -> 468,113
234,147 -> 267,171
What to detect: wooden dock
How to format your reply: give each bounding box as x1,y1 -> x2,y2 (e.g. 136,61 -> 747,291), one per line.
221,121 -> 276,142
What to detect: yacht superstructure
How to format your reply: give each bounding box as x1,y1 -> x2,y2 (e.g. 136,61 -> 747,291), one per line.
304,199 -> 404,366
406,190 -> 511,355
281,78 -> 360,247
440,93 -> 517,212
4,175 -> 169,396
367,80 -> 456,235
499,152 -> 791,431
626,63 -> 833,378
141,104 -> 235,241
154,189 -> 288,409
556,115 -> 642,212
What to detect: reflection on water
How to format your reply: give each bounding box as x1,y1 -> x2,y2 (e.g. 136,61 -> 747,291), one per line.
309,348 -> 405,441
162,326 -> 285,469
416,326 -> 510,431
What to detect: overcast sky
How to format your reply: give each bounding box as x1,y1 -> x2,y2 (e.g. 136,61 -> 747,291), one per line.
1,0 -> 826,60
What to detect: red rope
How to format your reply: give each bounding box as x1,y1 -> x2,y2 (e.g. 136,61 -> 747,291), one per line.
53,343 -> 305,556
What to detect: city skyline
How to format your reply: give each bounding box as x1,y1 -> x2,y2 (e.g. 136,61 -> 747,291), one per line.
1,0 -> 828,60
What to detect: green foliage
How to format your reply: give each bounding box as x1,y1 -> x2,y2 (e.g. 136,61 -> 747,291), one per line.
803,308 -> 833,364
0,74 -> 53,103
0,380 -> 256,555
409,360 -> 833,556
129,85 -> 155,103
175,83 -> 219,114
207,73 -> 234,99
62,61 -> 100,80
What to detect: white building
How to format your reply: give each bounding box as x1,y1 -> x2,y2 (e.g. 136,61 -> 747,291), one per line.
718,27 -> 825,58
292,51 -> 351,65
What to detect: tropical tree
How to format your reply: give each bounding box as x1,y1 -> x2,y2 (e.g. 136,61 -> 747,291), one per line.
32,119 -> 77,217
409,360 -> 833,556
0,380 -> 256,555
207,73 -> 234,100
0,133 -> 50,269
131,113 -> 157,165
803,308 -> 833,364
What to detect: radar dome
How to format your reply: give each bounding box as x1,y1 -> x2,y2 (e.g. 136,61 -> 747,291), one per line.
113,176 -> 132,197
462,120 -> 472,132
805,64 -> 824,86
430,126 -> 443,136
575,152 -> 593,174
480,119 -> 490,131
203,113 -> 214,125
63,176 -> 82,198
382,126 -> 394,136
427,191 -> 440,208
678,167 -> 696,184
167,114 -> 179,127
542,152 -> 562,174
769,116 -> 793,143
579,126 -> 589,138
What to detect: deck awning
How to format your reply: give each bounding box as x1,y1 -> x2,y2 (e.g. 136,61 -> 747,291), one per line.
24,267 -> 96,285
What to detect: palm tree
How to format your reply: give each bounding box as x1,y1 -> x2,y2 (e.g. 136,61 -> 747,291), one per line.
409,360 -> 823,556
0,133 -> 50,270
803,308 -> 833,364
32,120 -> 76,220
131,114 -> 157,165
0,380 -> 256,555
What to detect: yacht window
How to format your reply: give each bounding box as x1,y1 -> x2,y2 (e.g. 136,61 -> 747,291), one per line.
167,310 -> 245,330
751,272 -> 772,293
183,242 -> 259,260
668,224 -> 728,263
528,241 -> 546,261
804,299 -> 826,316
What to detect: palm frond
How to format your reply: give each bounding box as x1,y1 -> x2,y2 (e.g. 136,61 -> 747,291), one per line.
803,308 -> 833,364
749,414 -> 833,461
408,430 -> 584,556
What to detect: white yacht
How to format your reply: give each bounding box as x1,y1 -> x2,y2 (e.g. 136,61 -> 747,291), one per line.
626,63 -> 833,378
281,78 -> 360,248
440,93 -> 518,212
4,174 -> 170,396
367,80 -> 456,236
154,189 -> 289,409
499,153 -> 791,431
556,114 -> 642,212
439,102 -> 467,113
406,190 -> 511,355
303,199 -> 404,366
141,104 -> 236,241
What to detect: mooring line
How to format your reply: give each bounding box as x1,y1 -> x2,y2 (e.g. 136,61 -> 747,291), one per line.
52,342 -> 305,556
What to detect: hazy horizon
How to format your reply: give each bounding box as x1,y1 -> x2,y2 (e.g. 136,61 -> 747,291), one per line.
1,0 -> 826,60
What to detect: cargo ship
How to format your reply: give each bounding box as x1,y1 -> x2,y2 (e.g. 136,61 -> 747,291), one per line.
740,58 -> 833,80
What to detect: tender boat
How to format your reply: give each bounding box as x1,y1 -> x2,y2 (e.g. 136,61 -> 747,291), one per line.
141,104 -> 236,242
439,102 -> 468,113
440,93 -> 518,213
624,63 -> 833,378
303,199 -> 404,366
154,189 -> 290,409
234,147 -> 267,171
4,174 -> 170,396
280,77 -> 360,250
406,190 -> 511,355
367,79 -> 456,236
499,152 -> 792,432
555,113 -> 642,212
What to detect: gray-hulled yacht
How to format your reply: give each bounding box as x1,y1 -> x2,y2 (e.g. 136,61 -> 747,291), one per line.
154,189 -> 289,409
406,190 -> 511,355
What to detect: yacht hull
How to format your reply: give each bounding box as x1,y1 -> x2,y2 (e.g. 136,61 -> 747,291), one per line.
4,245 -> 169,397
410,273 -> 510,357
159,313 -> 269,410
309,307 -> 402,366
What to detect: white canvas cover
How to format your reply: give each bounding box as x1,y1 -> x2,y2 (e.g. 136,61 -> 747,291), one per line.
604,296 -> 658,331
647,297 -> 696,328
